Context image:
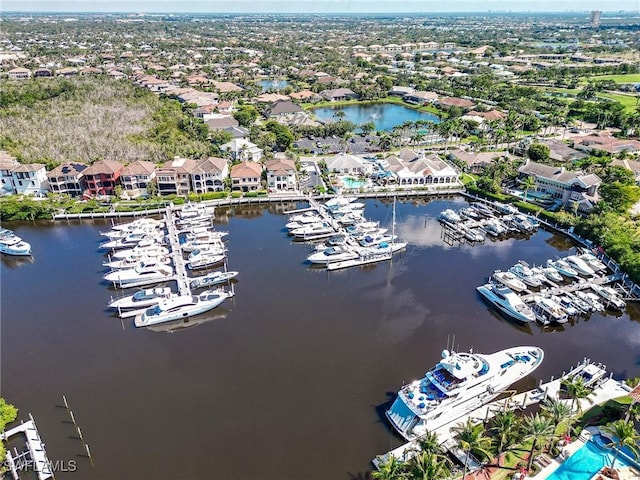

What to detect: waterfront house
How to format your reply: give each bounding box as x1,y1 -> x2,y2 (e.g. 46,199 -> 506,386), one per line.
320,88 -> 358,102
230,161 -> 263,192
34,68 -> 52,78
47,162 -> 89,197
448,149 -> 514,174
572,133 -> 640,155
518,160 -> 601,212
265,159 -> 297,191
436,97 -> 475,110
386,153 -> 459,187
10,163 -> 48,196
256,93 -> 290,104
220,139 -> 263,162
389,86 -> 415,97
0,151 -> 20,195
83,160 -> 124,198
289,90 -> 321,102
156,157 -> 196,197
403,91 -> 438,105
324,153 -> 365,175
7,67 -> 31,80
541,139 -> 588,163
267,100 -> 303,118
191,157 -> 229,194
119,161 -> 157,199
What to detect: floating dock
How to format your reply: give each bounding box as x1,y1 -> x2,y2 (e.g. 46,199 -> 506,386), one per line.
1,414 -> 53,480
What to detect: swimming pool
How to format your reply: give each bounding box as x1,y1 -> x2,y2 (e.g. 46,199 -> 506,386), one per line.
340,176 -> 367,189
546,436 -> 636,480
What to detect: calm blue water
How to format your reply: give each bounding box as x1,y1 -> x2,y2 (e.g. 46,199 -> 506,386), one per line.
258,79 -> 290,92
547,437 -> 635,480
311,103 -> 440,132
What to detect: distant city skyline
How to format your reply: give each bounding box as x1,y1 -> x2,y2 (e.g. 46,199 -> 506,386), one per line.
2,0 -> 639,13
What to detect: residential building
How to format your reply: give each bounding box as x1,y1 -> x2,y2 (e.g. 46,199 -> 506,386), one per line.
7,67 -> 31,80
0,151 -> 20,195
223,126 -> 250,139
265,159 -> 297,191
205,115 -> 239,131
230,161 -> 262,192
518,160 -> 601,212
320,88 -> 358,102
541,139 -> 588,163
82,160 -> 124,197
324,153 -> 365,175
572,134 -> 640,155
47,162 -> 89,197
386,153 -> 459,186
289,90 -> 321,102
191,157 -> 228,194
119,160 -> 156,199
612,158 -> 640,184
447,149 -> 513,174
10,163 -> 48,196
220,139 -> 263,162
403,91 -> 438,105
156,156 -> 196,196
436,97 -> 475,110
267,100 -> 303,118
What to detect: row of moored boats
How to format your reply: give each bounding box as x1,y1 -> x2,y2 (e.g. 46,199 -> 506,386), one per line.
285,196 -> 406,270
101,204 -> 237,328
477,251 -> 626,325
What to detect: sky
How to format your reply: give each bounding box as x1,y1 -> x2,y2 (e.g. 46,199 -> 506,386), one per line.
2,0 -> 639,13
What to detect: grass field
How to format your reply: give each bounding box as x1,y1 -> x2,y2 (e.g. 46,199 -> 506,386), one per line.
591,74 -> 640,83
597,92 -> 640,112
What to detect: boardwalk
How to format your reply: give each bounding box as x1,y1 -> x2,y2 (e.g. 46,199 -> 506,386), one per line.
163,205 -> 190,296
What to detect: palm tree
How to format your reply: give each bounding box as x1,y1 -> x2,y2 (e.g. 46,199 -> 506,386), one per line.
490,409 -> 521,460
417,431 -> 441,455
601,420 -> 640,469
451,419 -> 493,480
371,454 -> 405,480
625,402 -> 640,423
521,176 -> 536,202
523,413 -> 555,472
561,376 -> 592,414
542,397 -> 573,435
409,451 -> 450,480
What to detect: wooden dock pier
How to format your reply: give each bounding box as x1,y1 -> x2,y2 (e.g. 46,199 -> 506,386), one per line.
163,205 -> 190,296
1,414 -> 54,480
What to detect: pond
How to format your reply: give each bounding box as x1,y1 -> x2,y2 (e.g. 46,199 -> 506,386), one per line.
258,79 -> 290,92
311,103 -> 440,132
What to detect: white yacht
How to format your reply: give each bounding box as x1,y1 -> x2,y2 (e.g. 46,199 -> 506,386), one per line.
0,228 -> 32,256
101,233 -> 163,250
386,346 -> 544,440
290,222 -> 335,239
574,290 -> 605,312
492,270 -> 527,293
103,255 -> 170,270
438,209 -> 462,223
110,245 -> 169,260
578,252 -> 607,272
509,263 -> 543,287
547,259 -> 579,278
531,296 -> 569,325
104,263 -> 174,287
108,287 -> 173,310
564,255 -> 596,277
532,265 -> 563,284
482,219 -> 507,237
186,252 -> 226,270
189,270 -> 238,289
307,246 -> 359,265
590,284 -> 626,310
134,289 -> 233,327
476,283 -> 535,323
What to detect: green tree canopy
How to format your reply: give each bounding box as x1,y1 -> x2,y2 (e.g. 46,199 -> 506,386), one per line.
527,143 -> 550,162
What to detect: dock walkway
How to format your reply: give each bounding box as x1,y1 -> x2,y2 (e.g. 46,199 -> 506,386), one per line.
164,205 -> 190,296
1,415 -> 53,480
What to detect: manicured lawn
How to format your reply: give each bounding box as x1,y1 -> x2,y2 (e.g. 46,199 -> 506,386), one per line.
596,92 -> 640,112
591,74 -> 640,84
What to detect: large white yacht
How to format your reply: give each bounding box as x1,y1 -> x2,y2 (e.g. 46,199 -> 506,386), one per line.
0,228 -> 32,256
476,283 -> 535,323
134,288 -> 233,327
386,346 -> 544,440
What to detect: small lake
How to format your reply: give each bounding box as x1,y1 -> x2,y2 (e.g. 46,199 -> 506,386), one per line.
258,79 -> 290,92
311,103 -> 440,132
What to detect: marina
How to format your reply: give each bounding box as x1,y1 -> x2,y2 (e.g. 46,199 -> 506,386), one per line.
2,198 -> 640,480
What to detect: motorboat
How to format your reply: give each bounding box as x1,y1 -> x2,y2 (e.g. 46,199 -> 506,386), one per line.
0,228 -> 32,256
183,227 -> 228,242
531,265 -> 563,284
104,263 -> 174,287
190,270 -> 239,289
459,207 -> 480,220
574,290 -> 605,312
550,295 -> 580,317
492,270 -> 527,293
313,235 -> 350,251
177,203 -> 215,220
482,219 -> 507,237
307,246 -> 359,265
187,253 -> 226,270
590,284 -> 626,310
188,245 -> 226,261
531,296 -> 569,325
100,223 -> 162,240
476,283 -> 535,323
110,245 -> 169,260
563,291 -> 592,314
509,263 -> 543,288
564,255 -> 595,277
578,252 -> 607,272
105,218 -> 164,233
464,228 -> 485,243
510,214 -> 536,233
286,213 -> 323,230
100,232 -> 164,250
182,240 -> 226,254
134,288 -> 232,328
547,259 -> 579,278
438,209 -> 462,223
386,346 -> 544,440
472,203 -> 495,217
494,203 -> 518,215
359,233 -> 397,248
103,255 -> 171,270
324,196 -> 358,208
108,286 -> 173,310
290,222 -> 335,239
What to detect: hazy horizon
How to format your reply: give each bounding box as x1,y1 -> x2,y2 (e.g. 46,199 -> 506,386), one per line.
2,0 -> 639,14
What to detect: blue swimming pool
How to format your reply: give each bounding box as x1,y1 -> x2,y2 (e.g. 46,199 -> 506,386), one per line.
340,176 -> 367,189
546,436 -> 636,480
